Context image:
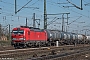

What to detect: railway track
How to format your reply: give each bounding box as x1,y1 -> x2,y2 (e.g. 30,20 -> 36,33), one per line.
0,46 -> 15,51
29,47 -> 90,60
0,44 -> 89,60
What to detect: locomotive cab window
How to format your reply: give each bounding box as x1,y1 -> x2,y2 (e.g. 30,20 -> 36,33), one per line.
12,30 -> 24,34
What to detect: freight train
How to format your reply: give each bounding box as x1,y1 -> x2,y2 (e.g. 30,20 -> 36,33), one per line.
11,26 -> 90,48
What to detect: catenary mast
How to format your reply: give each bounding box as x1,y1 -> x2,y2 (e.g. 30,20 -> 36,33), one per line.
44,0 -> 47,29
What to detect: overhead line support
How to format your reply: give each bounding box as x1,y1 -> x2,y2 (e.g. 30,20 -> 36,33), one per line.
44,0 -> 47,29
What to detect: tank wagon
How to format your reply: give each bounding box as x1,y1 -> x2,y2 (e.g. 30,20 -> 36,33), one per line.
86,36 -> 90,44
11,26 -> 89,48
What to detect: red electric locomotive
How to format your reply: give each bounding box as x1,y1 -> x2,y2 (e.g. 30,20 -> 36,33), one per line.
11,26 -> 88,48
11,26 -> 48,48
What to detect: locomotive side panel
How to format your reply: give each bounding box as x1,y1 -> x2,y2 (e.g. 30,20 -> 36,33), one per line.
35,31 -> 47,41
29,30 -> 35,41
29,29 -> 47,41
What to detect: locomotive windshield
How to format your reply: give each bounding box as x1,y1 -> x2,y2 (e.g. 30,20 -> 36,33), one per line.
12,30 -> 24,34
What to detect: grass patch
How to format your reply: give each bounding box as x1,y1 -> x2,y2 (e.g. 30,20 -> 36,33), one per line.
0,40 -> 11,46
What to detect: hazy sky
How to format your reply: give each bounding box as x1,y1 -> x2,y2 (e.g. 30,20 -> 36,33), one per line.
0,0 -> 90,35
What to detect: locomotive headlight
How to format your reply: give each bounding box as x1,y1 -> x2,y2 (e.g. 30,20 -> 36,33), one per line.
19,38 -> 25,40
12,38 -> 25,40
19,38 -> 23,40
23,38 -> 25,40
12,38 -> 16,40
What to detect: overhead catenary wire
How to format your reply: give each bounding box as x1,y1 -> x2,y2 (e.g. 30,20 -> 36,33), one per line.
0,1 -> 32,17
15,0 -> 32,14
66,0 -> 83,10
47,0 -> 90,19
0,0 -> 90,19
47,0 -> 90,31
83,0 -> 90,6
68,16 -> 82,25
0,0 -> 41,15
0,0 -> 90,29
0,0 -> 43,20
0,0 -> 42,19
